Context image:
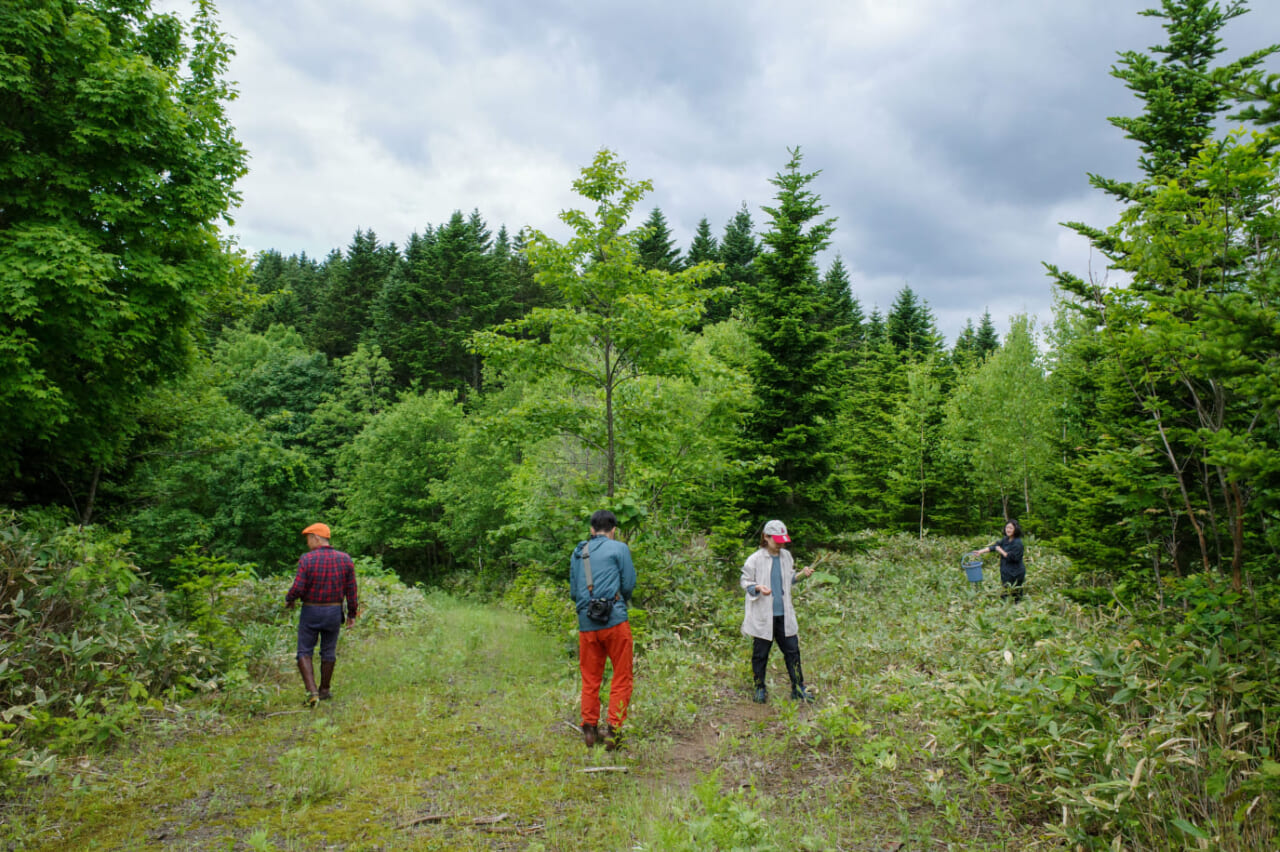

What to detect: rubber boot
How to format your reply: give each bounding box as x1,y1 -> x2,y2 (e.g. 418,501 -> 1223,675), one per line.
582,724 -> 598,748
319,660 -> 335,700
297,656 -> 319,706
785,657 -> 813,702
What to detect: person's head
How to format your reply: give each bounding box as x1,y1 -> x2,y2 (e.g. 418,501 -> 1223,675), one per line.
301,522 -> 331,550
1004,519 -> 1022,539
761,519 -> 791,551
589,510 -> 618,536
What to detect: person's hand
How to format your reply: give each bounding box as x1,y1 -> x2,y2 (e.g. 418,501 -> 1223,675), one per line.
346,615 -> 356,627
756,584 -> 772,596
284,599 -> 295,610
800,566 -> 815,578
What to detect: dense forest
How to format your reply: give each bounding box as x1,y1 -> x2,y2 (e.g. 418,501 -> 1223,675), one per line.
3,0 -> 1280,848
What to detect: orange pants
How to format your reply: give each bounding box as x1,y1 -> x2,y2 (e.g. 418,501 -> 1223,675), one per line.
578,621 -> 633,730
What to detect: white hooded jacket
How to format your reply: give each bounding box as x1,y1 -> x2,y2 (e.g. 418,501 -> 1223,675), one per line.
740,547 -> 800,640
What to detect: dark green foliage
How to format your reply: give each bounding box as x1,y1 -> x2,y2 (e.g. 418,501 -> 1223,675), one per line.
124,380 -> 325,573
0,0 -> 247,506
974,310 -> 999,358
372,212 -> 509,394
686,217 -> 725,329
246,250 -> 325,334
338,390 -> 462,579
312,229 -> 397,359
885,284 -> 942,357
736,148 -> 845,525
819,255 -> 863,350
716,203 -> 760,323
636,207 -> 684,272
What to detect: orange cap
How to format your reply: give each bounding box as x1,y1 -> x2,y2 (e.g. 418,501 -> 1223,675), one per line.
301,523 -> 331,538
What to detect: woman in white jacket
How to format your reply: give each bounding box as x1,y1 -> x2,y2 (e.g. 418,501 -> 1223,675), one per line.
740,520 -> 814,703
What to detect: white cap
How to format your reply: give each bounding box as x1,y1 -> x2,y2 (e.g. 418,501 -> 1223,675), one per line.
763,519 -> 791,543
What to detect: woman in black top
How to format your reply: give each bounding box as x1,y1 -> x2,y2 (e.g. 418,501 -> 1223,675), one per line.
976,519 -> 1025,600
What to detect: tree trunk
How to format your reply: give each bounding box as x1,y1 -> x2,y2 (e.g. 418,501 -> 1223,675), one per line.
80,465 -> 101,526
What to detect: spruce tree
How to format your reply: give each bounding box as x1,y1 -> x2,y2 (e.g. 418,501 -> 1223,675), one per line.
820,255 -> 863,350
717,203 -> 760,323
636,207 -> 683,272
975,309 -> 1000,359
886,285 -> 941,357
313,229 -> 397,359
736,148 -> 842,526
686,217 -> 726,329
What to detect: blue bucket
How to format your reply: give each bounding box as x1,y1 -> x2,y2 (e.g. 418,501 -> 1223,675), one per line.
961,555 -> 983,583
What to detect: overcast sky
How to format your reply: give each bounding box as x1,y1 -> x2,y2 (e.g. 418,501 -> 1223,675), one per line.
188,0 -> 1280,344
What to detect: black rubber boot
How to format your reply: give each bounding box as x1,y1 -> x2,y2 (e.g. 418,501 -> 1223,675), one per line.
319,660 -> 335,699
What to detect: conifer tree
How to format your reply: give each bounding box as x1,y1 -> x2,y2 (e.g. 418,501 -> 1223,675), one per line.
886,285 -> 941,357
636,207 -> 683,272
820,255 -> 863,350
686,217 -> 726,329
314,229 -> 397,359
372,212 -> 502,394
736,148 -> 842,524
716,203 -> 760,323
974,310 -> 1000,358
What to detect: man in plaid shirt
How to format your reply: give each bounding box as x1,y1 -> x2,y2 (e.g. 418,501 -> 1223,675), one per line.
286,523 -> 358,706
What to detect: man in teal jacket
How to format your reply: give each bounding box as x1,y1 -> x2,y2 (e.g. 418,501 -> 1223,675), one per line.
569,510 -> 636,750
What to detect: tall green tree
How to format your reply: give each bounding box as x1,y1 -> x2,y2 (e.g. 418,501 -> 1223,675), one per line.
715,203 -> 759,324
1048,0 -> 1280,589
313,229 -> 397,359
471,149 -> 721,498
885,285 -> 941,357
820,255 -> 863,350
944,315 -> 1054,520
0,0 -> 248,514
372,211 -> 505,393
736,148 -> 843,525
636,207 -> 683,272
888,356 -> 944,537
686,217 -> 725,330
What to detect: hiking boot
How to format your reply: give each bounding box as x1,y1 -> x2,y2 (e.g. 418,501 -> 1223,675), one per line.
791,685 -> 814,703
582,723 -> 598,748
753,687 -> 767,704
305,692 -> 320,708
602,725 -> 623,752
318,689 -> 332,701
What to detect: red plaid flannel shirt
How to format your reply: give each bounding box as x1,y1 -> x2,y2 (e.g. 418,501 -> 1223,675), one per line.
286,546 -> 358,617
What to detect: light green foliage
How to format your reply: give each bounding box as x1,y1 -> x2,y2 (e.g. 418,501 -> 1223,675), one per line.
0,0 -> 247,486
0,513 -> 228,778
338,390 -> 463,578
943,315 -> 1054,521
472,149 -> 723,499
887,356 -> 945,537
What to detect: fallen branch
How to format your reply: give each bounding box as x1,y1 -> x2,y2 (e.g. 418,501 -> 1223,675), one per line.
578,766 -> 628,773
396,813 -> 451,829
563,720 -> 583,734
263,709 -> 311,718
473,813 -> 509,825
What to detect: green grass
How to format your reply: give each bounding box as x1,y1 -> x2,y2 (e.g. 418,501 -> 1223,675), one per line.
4,537 -> 1273,850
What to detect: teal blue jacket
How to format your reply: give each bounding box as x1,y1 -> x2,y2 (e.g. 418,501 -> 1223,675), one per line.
569,535 -> 636,632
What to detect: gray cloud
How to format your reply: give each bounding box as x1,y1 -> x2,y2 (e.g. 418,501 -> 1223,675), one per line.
187,0 -> 1279,343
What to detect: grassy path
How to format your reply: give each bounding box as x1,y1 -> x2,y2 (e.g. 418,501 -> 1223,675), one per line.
13,585 -> 1042,851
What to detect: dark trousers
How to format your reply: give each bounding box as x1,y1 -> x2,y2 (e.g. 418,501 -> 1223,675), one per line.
1001,568 -> 1026,602
752,615 -> 804,689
